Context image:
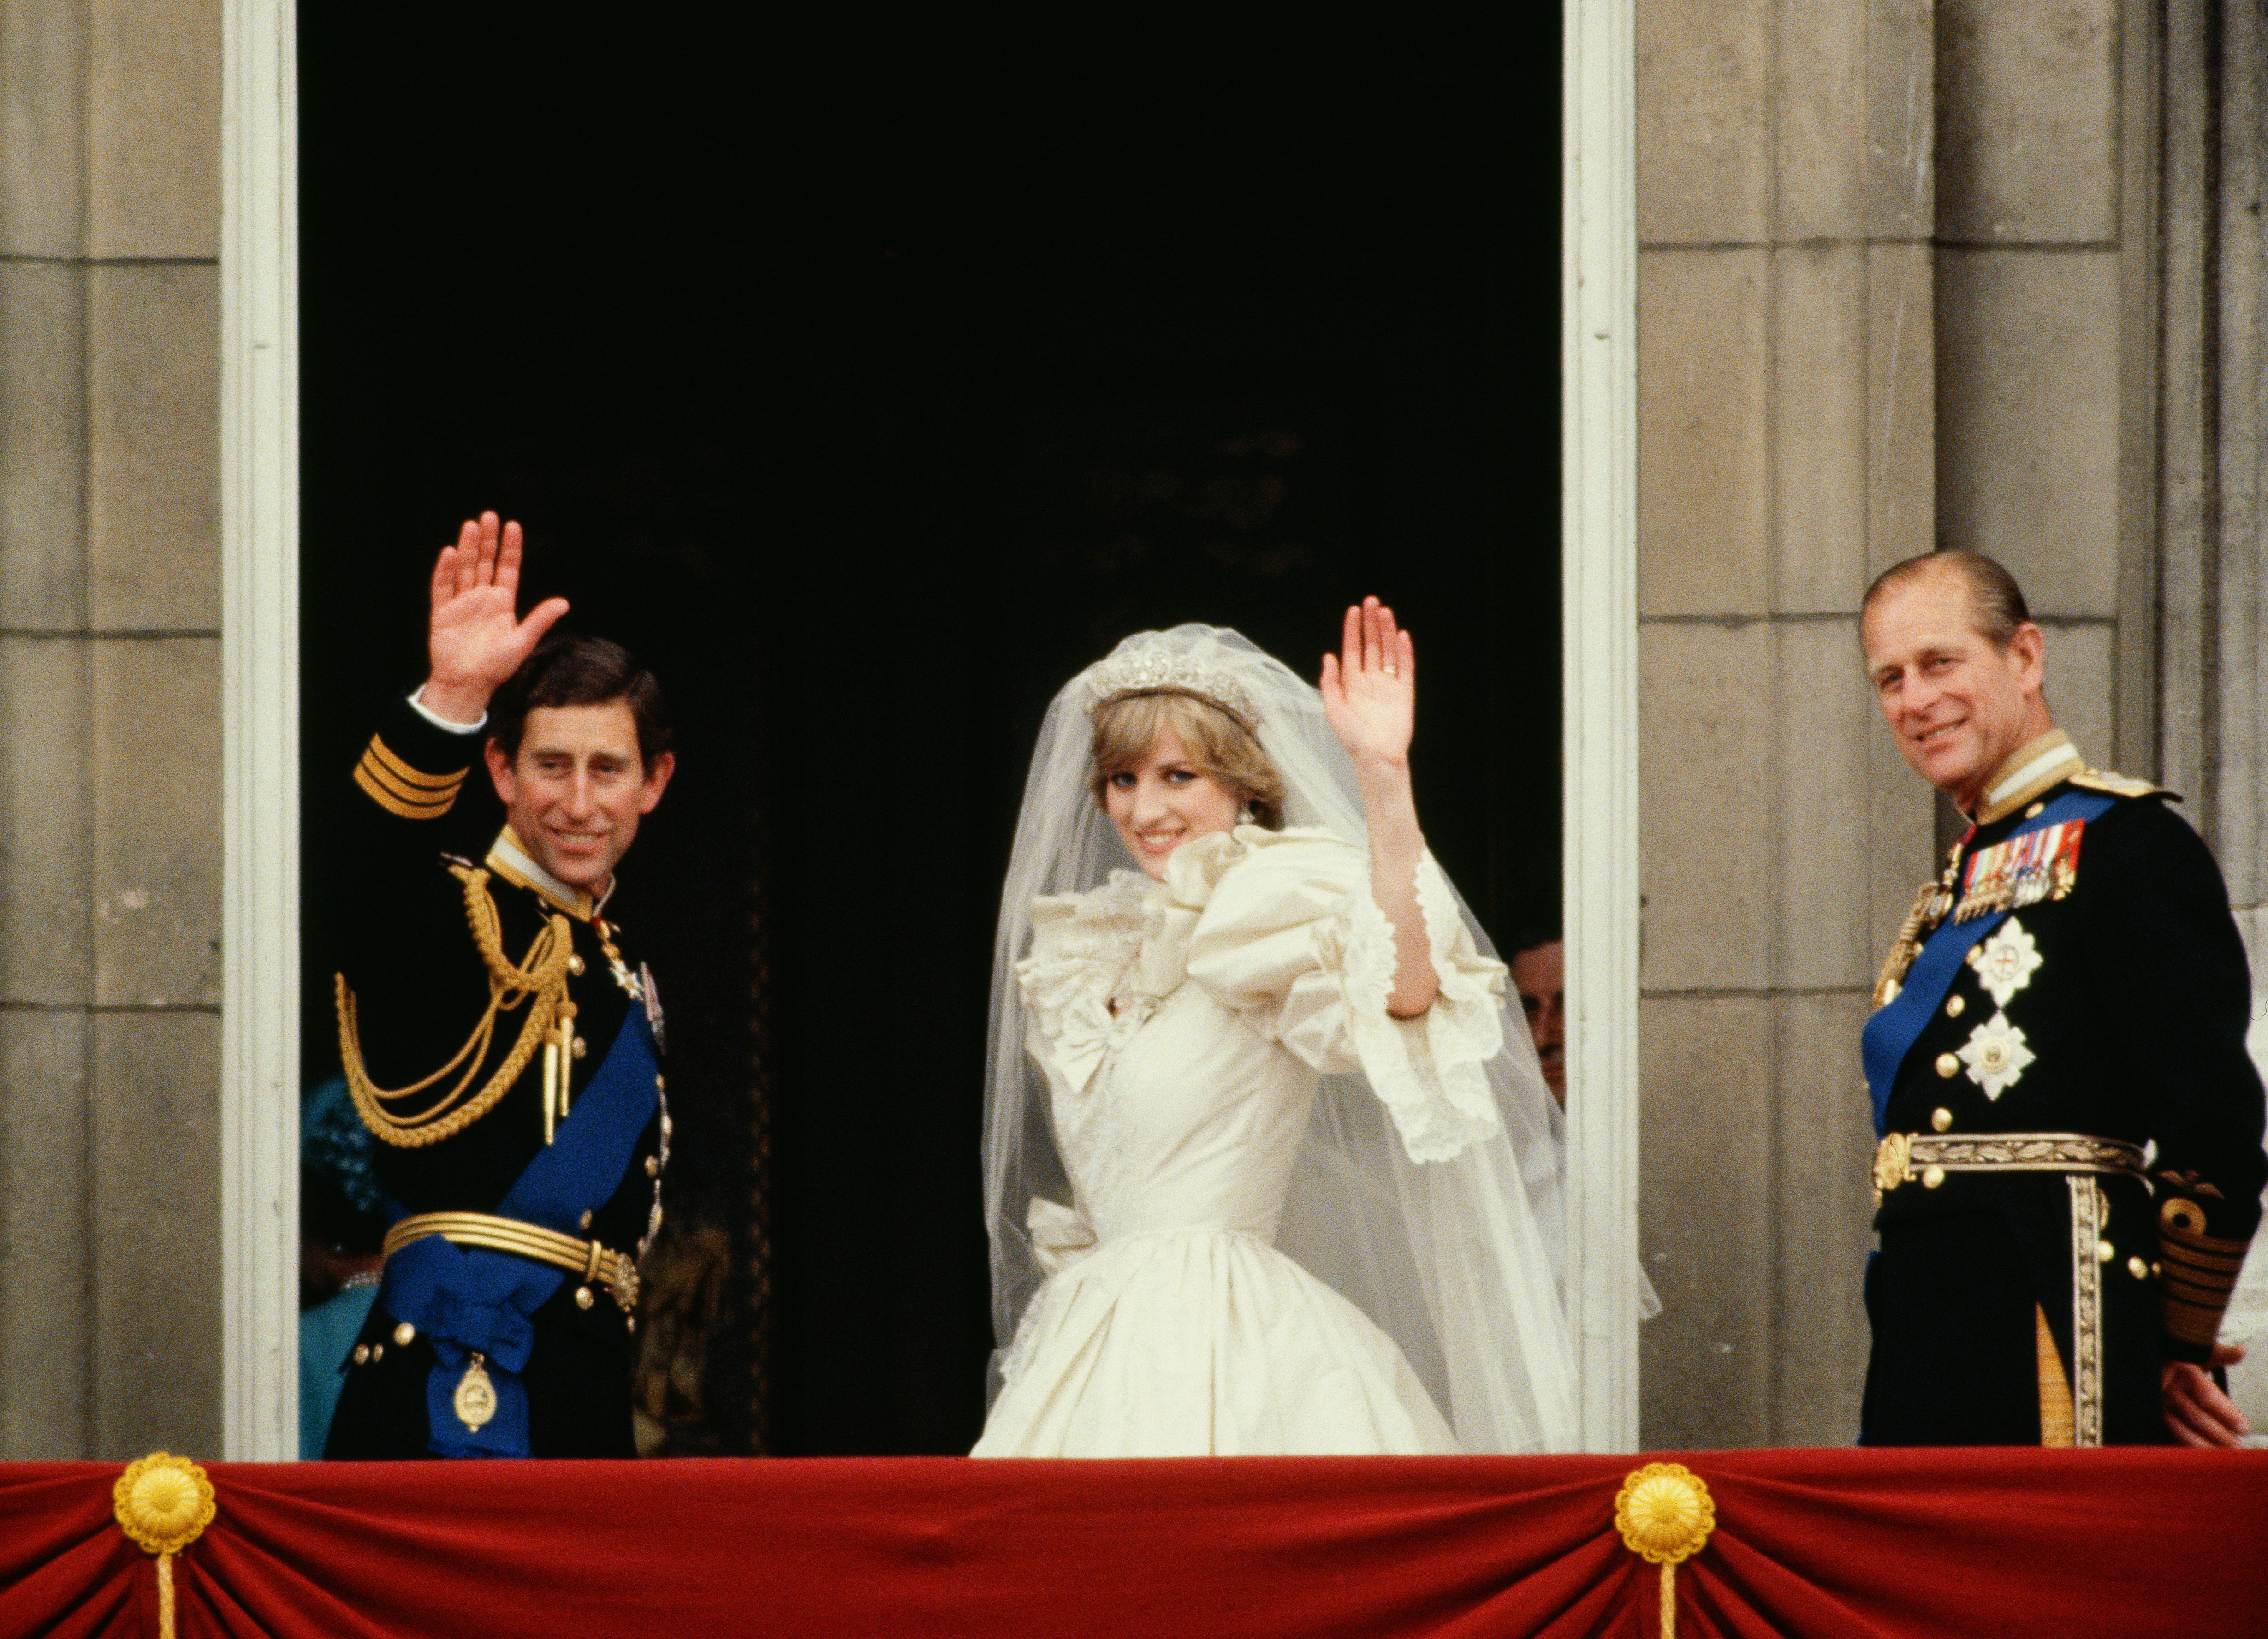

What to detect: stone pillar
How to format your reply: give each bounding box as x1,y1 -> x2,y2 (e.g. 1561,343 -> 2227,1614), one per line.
2158,0 -> 2268,891
1636,0 -> 2242,1444
1933,0 -> 2126,769
2153,0 -> 2268,1429
0,0 -> 222,1459
1634,0 -> 1936,1445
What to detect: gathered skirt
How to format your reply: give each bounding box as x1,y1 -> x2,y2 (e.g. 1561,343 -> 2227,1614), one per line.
973,1228 -> 1456,1458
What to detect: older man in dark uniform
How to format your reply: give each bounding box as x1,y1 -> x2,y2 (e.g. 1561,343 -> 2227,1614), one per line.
1859,550 -> 2265,1447
322,511 -> 676,1459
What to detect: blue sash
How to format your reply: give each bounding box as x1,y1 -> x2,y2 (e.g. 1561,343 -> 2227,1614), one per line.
375,1007 -> 660,1457
1859,790 -> 2112,1135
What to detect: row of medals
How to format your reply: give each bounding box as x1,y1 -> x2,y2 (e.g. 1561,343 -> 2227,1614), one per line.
1881,832 -> 2071,1007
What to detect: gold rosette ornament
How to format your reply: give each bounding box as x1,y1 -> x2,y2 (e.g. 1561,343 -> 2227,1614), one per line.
1615,1462 -> 1716,1639
113,1452 -> 217,1639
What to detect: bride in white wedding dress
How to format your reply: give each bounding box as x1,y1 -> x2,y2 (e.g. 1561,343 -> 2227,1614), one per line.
973,604 -> 1587,1457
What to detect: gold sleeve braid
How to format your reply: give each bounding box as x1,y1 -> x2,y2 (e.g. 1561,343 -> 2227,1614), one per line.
2158,1196 -> 2250,1349
336,865 -> 574,1149
353,734 -> 466,820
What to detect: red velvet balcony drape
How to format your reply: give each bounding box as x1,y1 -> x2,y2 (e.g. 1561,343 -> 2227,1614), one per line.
6,1448 -> 2263,1639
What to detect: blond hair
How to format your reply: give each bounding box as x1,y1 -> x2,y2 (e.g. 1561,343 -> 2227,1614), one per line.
1089,690 -> 1286,829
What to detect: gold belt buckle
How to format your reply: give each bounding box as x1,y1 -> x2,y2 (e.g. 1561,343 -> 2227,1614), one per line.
581,1243 -> 637,1311
1872,1132 -> 1915,1205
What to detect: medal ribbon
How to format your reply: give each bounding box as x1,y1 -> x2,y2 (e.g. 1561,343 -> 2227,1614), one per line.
1860,790 -> 2111,1135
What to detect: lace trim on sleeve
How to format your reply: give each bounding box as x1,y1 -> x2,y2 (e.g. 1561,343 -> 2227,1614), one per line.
1413,852 -> 1511,1057
1334,852 -> 1508,1165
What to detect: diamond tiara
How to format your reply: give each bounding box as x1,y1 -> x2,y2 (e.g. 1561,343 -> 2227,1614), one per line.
1081,646 -> 1258,728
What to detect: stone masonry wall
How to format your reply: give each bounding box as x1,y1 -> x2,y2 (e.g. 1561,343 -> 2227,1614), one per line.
0,0 -> 222,1459
0,0 -> 2222,1457
1634,0 -> 2141,1445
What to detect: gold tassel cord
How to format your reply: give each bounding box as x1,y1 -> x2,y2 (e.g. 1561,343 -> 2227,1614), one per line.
1615,1463 -> 1716,1639
113,1452 -> 216,1639
337,866 -> 575,1148
1872,877 -> 1937,1006
544,998 -> 581,1143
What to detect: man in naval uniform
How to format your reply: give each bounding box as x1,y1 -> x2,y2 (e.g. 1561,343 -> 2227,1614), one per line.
1858,550 -> 2266,1447
323,511 -> 676,1459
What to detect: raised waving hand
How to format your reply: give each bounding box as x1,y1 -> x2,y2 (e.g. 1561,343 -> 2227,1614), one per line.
421,511 -> 570,724
1321,597 -> 1437,1017
1320,596 -> 1416,772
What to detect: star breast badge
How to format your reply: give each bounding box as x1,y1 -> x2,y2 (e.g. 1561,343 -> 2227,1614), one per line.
1969,919 -> 2043,1009
1957,1010 -> 2035,1099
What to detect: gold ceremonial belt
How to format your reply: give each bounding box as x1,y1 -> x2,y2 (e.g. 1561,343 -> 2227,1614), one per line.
1873,1131 -> 2148,1201
382,1211 -> 641,1312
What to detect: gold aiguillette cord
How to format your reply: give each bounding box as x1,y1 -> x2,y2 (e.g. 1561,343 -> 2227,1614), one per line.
543,999 -> 579,1143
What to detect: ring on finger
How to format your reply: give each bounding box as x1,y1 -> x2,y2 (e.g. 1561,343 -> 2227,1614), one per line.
1381,664 -> 1400,677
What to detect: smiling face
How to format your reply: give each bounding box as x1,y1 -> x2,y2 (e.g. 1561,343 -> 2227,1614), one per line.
1101,729 -> 1244,879
1861,564 -> 2051,812
484,699 -> 675,891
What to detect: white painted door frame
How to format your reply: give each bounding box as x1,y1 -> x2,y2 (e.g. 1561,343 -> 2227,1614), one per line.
216,0 -> 1643,1458
219,0 -> 302,1460
1560,0 -> 1641,1450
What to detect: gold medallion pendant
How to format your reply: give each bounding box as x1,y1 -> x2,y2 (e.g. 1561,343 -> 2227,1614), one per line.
453,1353 -> 499,1431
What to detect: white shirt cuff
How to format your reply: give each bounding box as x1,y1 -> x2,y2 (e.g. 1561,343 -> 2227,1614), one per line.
408,686 -> 487,734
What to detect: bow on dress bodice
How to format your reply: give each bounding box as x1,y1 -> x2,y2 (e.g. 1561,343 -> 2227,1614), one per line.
1015,827 -> 1512,1268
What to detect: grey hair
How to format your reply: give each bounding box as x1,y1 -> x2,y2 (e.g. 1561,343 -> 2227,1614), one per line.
1861,550 -> 2032,649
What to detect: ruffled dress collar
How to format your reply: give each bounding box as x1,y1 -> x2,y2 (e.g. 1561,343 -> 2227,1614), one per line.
1017,828 -> 1262,1092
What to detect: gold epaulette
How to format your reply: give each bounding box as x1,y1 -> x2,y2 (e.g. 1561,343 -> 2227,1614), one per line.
353,734 -> 467,821
2067,767 -> 2175,802
335,865 -> 573,1148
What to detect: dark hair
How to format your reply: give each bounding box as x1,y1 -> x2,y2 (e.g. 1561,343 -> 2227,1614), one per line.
487,631 -> 672,770
1505,923 -> 1561,961
1861,550 -> 2032,648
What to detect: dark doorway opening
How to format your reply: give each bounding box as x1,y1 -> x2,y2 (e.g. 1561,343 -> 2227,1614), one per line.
299,4 -> 1561,1455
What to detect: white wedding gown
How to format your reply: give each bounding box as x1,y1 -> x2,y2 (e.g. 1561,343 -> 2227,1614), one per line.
973,825 -> 1515,1457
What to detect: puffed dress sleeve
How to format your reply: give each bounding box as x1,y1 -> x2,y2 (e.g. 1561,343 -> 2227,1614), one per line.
1171,826 -> 1511,1164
